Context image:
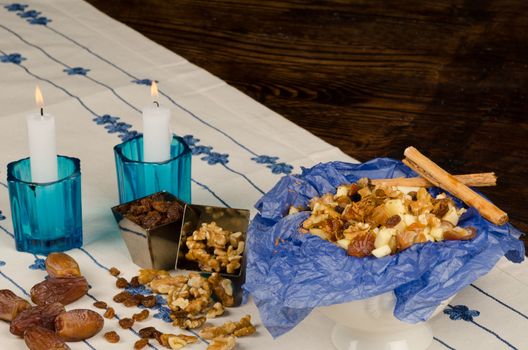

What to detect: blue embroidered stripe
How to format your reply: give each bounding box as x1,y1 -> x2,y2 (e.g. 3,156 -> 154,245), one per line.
471,284 -> 528,321
433,336 -> 456,350
191,178 -> 231,208
470,320 -> 518,350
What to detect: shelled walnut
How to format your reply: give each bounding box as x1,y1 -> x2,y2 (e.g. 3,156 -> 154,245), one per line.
200,314 -> 255,339
185,222 -> 244,274
207,335 -> 236,350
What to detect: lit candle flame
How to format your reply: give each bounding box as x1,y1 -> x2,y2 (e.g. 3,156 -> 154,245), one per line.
150,81 -> 158,98
35,86 -> 44,109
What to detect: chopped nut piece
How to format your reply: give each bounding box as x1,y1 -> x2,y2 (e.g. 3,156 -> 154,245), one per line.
207,335 -> 236,350
206,302 -> 225,319
208,273 -> 234,307
93,301 -> 107,309
109,267 -> 121,277
104,331 -> 120,343
118,317 -> 134,329
133,309 -> 150,322
103,307 -> 115,319
138,269 -> 170,285
134,338 -> 149,349
200,315 -> 255,339
167,335 -> 187,349
233,325 -> 256,337
150,275 -> 187,294
173,316 -> 206,329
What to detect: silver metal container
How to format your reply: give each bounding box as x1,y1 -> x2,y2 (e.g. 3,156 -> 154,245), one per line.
111,191 -> 186,270
176,204 -> 250,305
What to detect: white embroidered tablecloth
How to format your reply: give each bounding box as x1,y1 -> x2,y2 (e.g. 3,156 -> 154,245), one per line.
0,1 -> 526,349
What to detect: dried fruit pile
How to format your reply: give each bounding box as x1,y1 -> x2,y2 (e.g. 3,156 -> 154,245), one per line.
1,252 -> 103,350
118,193 -> 183,229
299,180 -> 477,258
185,222 -> 245,274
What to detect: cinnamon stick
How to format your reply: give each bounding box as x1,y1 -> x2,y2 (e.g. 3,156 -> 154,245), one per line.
371,172 -> 496,188
403,147 -> 508,225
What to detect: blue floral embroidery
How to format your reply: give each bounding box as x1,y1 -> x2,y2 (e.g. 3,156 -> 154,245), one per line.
17,9 -> 40,18
63,67 -> 90,76
192,145 -> 213,156
153,306 -> 172,323
267,162 -> 293,175
27,16 -> 51,25
120,130 -> 139,141
29,258 -> 46,270
202,152 -> 229,165
0,53 -> 26,64
4,3 -> 28,12
183,135 -> 199,147
105,122 -> 132,134
0,210 -> 5,221
93,114 -> 119,125
125,284 -> 152,295
252,155 -> 279,164
0,261 -> 5,267
132,79 -> 157,86
444,305 -> 480,321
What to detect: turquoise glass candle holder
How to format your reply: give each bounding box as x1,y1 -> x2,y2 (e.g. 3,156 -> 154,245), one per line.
7,156 -> 83,254
114,135 -> 192,204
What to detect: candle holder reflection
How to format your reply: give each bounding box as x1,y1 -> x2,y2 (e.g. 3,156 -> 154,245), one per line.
114,134 -> 192,204
7,156 -> 83,254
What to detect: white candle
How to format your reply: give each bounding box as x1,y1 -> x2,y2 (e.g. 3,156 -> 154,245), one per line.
26,86 -> 58,183
142,81 -> 172,162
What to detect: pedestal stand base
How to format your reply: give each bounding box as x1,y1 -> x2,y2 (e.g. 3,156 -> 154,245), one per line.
330,322 -> 433,350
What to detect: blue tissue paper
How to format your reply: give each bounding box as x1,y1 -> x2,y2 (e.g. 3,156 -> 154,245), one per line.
243,159 -> 525,338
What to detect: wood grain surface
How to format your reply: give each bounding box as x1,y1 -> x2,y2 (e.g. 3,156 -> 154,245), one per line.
86,0 -> 528,248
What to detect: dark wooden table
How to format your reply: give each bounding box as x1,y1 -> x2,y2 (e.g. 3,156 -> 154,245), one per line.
86,0 -> 528,248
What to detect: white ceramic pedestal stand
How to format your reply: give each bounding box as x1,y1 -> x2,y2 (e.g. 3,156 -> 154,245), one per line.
319,292 -> 453,350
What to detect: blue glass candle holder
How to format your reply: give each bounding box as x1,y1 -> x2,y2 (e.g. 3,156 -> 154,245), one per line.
7,156 -> 83,254
114,135 -> 192,204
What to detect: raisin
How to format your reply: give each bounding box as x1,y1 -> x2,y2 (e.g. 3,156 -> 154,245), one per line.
141,211 -> 162,229
119,317 -> 134,329
347,232 -> 375,257
134,338 -> 149,349
431,199 -> 449,218
133,309 -> 149,322
408,191 -> 418,200
141,295 -> 157,308
104,331 -> 120,343
93,301 -> 107,309
151,201 -> 171,213
129,276 -> 140,287
385,215 -> 401,228
109,267 -> 121,277
113,291 -> 132,303
115,278 -> 128,289
103,307 -> 115,319
138,326 -> 160,339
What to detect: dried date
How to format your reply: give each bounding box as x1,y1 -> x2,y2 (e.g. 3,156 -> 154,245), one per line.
347,232 -> 375,258
10,302 -> 65,336
0,289 -> 31,321
45,253 -> 81,278
30,277 -> 88,306
55,309 -> 104,341
24,326 -> 70,350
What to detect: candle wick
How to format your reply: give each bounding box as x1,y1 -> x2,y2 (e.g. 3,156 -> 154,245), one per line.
153,101 -> 159,107
40,107 -> 43,117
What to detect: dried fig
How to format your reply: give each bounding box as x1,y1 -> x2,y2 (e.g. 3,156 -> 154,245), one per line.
30,277 -> 88,306
24,326 -> 70,350
45,253 -> 81,278
55,309 -> 104,341
0,289 -> 31,321
10,302 -> 65,336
